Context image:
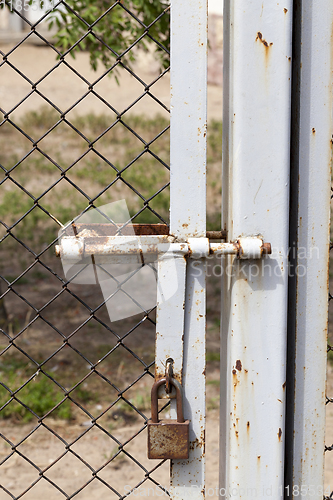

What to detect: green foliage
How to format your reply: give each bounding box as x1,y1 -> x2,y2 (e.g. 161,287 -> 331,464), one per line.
47,0 -> 170,74
1,0 -> 170,75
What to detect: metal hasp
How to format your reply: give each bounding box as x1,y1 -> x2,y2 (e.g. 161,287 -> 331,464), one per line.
148,378 -> 190,460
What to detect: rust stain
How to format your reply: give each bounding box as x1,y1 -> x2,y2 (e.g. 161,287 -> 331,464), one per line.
278,428 -> 282,441
139,248 -> 144,266
206,230 -> 226,240
255,31 -> 273,48
312,127 -> 316,134
148,420 -> 190,459
257,455 -> 261,460
247,421 -> 250,430
75,223 -> 170,236
189,438 -> 201,450
232,369 -> 237,375
190,429 -> 205,451
282,381 -> 286,389
284,8 -> 288,13
235,360 -> 242,371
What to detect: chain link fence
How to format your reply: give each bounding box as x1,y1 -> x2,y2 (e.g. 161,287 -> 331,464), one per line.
0,1 -> 174,497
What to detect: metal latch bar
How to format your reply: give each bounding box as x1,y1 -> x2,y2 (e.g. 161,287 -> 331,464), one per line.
55,236 -> 271,262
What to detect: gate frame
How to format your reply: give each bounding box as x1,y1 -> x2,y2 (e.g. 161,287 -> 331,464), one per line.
221,0 -> 293,496
221,1 -> 333,498
169,0 -> 207,497
285,0 -> 333,496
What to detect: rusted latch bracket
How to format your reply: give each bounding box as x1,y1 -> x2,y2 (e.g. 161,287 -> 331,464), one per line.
55,235 -> 271,262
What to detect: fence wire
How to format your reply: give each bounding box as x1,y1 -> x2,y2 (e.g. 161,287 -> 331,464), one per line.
0,1 -> 171,498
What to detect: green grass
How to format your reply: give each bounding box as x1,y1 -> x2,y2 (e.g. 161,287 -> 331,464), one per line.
0,356 -> 96,422
0,369 -> 72,422
207,396 -> 219,410
206,351 -> 220,362
207,379 -> 220,386
0,108 -> 223,422
0,107 -> 223,253
328,349 -> 333,365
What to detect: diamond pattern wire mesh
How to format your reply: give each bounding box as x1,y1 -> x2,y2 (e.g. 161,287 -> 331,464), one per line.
325,186 -> 333,500
0,1 -> 171,498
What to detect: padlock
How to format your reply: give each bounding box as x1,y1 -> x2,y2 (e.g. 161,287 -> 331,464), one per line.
147,377 -> 190,460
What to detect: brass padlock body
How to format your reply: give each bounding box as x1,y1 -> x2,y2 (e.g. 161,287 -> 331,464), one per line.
147,377 -> 190,460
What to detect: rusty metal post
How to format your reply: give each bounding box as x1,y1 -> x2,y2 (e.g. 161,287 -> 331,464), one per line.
220,0 -> 293,497
168,0 -> 207,497
285,1 -> 333,497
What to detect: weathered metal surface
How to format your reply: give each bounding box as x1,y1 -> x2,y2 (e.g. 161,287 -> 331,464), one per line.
285,0 -> 333,495
56,236 -> 271,262
220,0 -> 293,497
148,421 -> 190,460
206,230 -> 227,240
169,0 -> 207,496
169,0 -> 207,240
170,258 -> 206,498
237,237 -> 271,259
61,224 -> 226,240
148,377 -> 190,460
155,252 -> 187,386
72,223 -> 170,236
187,237 -> 210,259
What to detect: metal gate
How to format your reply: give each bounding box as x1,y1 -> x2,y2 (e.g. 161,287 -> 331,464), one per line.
0,0 -> 209,498
1,1 -> 333,499
221,1 -> 333,499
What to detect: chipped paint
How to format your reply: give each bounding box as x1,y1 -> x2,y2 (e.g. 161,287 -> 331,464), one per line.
221,0 -> 292,495
255,31 -> 273,48
278,428 -> 282,441
286,0 -> 333,491
57,234 -> 271,263
169,1 -> 208,494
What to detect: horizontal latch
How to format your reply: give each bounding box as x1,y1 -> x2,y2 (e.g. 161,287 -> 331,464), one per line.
55,235 -> 271,262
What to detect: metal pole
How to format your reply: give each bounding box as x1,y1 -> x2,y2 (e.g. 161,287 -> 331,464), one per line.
285,1 -> 333,497
221,1 -> 293,497
169,0 -> 208,497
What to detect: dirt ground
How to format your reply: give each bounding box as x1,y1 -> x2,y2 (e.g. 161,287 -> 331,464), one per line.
0,43 -> 332,497
0,392 -> 332,498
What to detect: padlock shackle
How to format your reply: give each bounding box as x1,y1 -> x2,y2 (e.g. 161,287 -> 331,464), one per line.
151,377 -> 185,424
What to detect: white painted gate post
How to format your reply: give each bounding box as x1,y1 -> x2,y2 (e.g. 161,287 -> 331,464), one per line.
285,1 -> 333,497
169,0 -> 208,498
220,1 -> 293,497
